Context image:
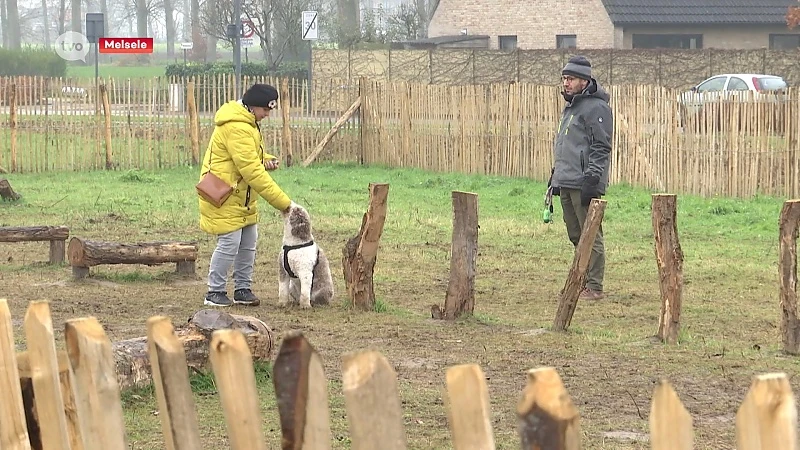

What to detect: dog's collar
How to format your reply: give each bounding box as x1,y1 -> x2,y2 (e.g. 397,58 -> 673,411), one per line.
283,241 -> 314,251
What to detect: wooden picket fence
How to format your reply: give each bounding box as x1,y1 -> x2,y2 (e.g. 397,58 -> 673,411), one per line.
1,298 -> 797,449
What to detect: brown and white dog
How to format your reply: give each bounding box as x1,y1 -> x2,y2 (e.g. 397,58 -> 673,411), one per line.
277,202 -> 334,308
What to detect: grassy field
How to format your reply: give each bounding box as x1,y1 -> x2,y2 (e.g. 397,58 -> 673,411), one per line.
0,163 -> 798,449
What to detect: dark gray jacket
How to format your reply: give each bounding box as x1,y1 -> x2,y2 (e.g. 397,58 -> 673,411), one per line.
551,79 -> 613,194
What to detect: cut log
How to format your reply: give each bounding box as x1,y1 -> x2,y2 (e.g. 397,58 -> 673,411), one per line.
652,194 -> 684,344
553,199 -> 607,332
779,199 -> 800,355
517,367 -> 580,450
0,178 -> 21,201
342,183 -> 390,311
68,237 -> 198,278
112,310 -> 274,391
0,226 -> 69,242
442,191 -> 479,320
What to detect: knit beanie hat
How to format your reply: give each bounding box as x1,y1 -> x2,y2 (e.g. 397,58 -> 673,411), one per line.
562,56 -> 592,81
242,83 -> 279,109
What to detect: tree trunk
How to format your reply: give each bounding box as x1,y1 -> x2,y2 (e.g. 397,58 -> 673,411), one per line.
342,183 -> 390,311
70,0 -> 81,34
652,194 -> 684,344
0,226 -> 69,242
5,0 -> 19,48
136,0 -> 149,62
164,0 -> 175,58
205,0 -> 217,62
57,0 -> 66,36
0,178 -> 21,201
442,191 -> 478,320
779,199 -> 800,355
41,0 -> 50,47
68,237 -> 197,267
113,310 -> 274,390
1,0 -> 7,48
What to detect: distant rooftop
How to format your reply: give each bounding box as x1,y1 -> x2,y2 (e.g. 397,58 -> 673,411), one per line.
600,0 -> 798,25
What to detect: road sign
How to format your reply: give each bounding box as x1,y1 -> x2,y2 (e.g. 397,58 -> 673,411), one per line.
302,11 -> 318,40
242,20 -> 255,38
180,42 -> 193,50
241,37 -> 254,48
85,13 -> 104,43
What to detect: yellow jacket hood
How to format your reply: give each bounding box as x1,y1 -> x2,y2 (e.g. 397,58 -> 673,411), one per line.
214,100 -> 256,127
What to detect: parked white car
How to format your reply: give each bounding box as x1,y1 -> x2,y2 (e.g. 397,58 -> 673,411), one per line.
678,73 -> 788,114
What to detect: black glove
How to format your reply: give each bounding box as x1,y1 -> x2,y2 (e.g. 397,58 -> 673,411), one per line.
580,174 -> 600,206
548,167 -> 560,196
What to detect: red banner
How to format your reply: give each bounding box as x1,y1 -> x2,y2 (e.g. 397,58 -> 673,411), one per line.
99,38 -> 154,54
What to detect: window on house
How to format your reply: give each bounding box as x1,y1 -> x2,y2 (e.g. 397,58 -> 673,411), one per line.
769,34 -> 800,49
557,35 -> 577,49
632,34 -> 702,49
499,35 -> 517,50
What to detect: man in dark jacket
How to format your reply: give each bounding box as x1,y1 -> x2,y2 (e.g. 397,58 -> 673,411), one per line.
549,55 -> 613,300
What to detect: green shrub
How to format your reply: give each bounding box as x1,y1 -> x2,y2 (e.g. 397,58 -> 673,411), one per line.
0,47 -> 67,77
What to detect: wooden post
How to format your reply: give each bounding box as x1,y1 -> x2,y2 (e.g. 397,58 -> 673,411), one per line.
779,199 -> 800,355
341,350 -> 407,450
9,83 -> 17,173
186,80 -> 200,166
516,367 -> 580,449
0,299 -> 32,450
652,194 -> 684,344
444,364 -> 495,449
280,77 -> 294,167
303,97 -> 362,167
735,373 -> 797,449
100,84 -> 113,169
146,316 -> 203,450
553,199 -> 607,331
342,183 -> 389,311
208,330 -> 268,450
650,380 -> 693,450
442,191 -> 479,320
273,331 -> 332,449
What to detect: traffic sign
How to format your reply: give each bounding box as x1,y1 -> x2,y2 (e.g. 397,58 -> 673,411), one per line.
302,11 -> 318,40
242,19 -> 255,38
180,42 -> 193,50
241,37 -> 254,48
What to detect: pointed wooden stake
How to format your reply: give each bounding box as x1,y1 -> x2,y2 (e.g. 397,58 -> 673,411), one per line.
146,316 -> 203,450
652,194 -> 685,344
443,191 -> 479,320
24,301 -> 71,450
516,367 -> 580,450
209,329 -> 268,450
650,380 -> 693,450
341,350 -> 407,450
0,299 -> 31,450
735,372 -> 797,450
273,331 -> 332,450
65,317 -> 127,450
444,364 -> 495,450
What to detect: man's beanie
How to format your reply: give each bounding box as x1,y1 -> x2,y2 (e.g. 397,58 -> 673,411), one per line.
562,55 -> 592,81
242,83 -> 279,109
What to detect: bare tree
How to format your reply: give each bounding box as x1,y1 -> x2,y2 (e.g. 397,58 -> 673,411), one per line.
164,0 -> 175,56
1,0 -> 8,47
6,0 -> 20,47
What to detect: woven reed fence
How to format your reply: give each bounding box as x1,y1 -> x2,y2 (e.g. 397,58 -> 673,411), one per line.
1,75 -> 798,199
1,298 -> 797,449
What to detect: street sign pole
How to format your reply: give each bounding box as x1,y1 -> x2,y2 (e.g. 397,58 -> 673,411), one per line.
233,0 -> 242,97
301,11 -> 318,114
85,13 -> 104,115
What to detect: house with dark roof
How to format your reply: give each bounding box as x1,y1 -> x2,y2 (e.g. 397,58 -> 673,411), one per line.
427,0 -> 800,50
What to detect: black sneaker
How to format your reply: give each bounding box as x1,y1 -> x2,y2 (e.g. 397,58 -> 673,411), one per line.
204,291 -> 232,307
233,288 -> 260,306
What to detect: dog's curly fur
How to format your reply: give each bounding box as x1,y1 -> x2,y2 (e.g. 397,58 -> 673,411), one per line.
277,202 -> 334,308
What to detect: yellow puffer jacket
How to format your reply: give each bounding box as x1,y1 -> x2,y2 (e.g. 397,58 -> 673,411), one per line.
198,100 -> 291,235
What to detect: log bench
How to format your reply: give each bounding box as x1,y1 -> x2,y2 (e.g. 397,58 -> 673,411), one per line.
0,226 -> 70,264
67,237 -> 198,279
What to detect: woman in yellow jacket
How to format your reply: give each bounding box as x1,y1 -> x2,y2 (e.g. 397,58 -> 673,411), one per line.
198,83 -> 292,307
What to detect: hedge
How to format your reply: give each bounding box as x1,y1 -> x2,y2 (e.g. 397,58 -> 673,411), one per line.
0,47 -> 67,78
165,62 -> 308,80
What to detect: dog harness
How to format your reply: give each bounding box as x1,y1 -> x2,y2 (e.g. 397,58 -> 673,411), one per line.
282,241 -> 320,279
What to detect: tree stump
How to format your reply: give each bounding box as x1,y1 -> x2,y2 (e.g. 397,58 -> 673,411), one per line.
779,199 -> 800,355
0,178 -> 21,201
112,310 -> 274,390
442,191 -> 479,320
652,194 -> 684,344
342,183 -> 390,311
553,199 -> 607,331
